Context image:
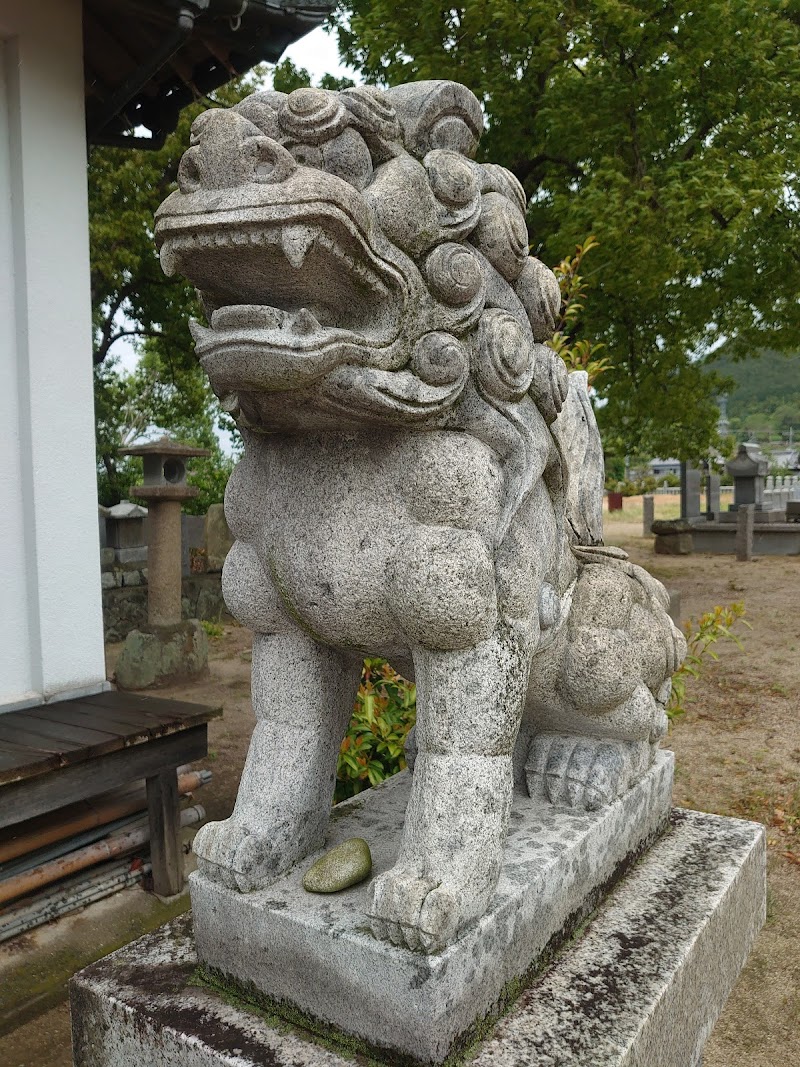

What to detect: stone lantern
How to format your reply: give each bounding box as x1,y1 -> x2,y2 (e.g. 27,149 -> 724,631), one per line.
726,442 -> 768,512
122,437 -> 209,627
114,437 -> 211,690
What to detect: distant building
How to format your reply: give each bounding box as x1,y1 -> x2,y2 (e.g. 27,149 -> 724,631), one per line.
650,458 -> 682,479
768,447 -> 800,471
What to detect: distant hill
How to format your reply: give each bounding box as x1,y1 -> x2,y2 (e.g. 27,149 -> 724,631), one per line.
707,349 -> 800,439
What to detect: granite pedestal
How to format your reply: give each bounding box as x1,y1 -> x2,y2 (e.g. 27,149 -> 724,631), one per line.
70,806 -> 765,1067
189,755 -> 674,1063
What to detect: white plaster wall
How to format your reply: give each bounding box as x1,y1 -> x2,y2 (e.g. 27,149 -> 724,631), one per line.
0,0 -> 107,709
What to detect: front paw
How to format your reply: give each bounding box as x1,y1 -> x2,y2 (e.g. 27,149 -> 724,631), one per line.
367,867 -> 466,955
193,818 -> 277,893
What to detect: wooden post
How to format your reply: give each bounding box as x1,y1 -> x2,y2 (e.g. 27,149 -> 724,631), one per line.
146,768 -> 183,896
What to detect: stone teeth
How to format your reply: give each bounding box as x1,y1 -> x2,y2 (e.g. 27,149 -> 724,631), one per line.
292,308 -> 320,335
221,393 -> 241,416
160,246 -> 176,277
281,225 -> 320,270
211,305 -> 285,331
188,318 -> 206,342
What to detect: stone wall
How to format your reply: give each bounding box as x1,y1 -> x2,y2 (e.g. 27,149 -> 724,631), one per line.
102,573 -> 229,643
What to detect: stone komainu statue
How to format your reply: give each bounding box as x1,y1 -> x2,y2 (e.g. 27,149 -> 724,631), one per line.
156,81 -> 685,954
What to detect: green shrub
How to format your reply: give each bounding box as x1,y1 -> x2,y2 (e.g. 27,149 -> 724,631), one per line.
335,659 -> 416,802
668,602 -> 749,720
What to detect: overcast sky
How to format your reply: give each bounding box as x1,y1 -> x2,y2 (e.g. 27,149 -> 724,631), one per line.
281,24 -> 358,85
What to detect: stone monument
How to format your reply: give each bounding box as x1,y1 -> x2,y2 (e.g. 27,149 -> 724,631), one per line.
72,81 -> 765,1066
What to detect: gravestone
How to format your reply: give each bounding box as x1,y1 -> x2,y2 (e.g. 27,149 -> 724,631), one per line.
680,462 -> 703,519
721,442 -> 784,524
705,469 -> 721,519
72,79 -> 765,1067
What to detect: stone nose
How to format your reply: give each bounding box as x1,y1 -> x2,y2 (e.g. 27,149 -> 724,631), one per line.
177,108 -> 297,192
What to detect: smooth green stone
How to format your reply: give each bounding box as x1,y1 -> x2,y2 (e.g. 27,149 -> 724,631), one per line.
302,837 -> 372,894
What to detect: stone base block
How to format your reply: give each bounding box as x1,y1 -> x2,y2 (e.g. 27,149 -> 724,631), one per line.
70,807 -> 765,1067
719,508 -> 785,523
114,619 -> 208,690
189,754 -> 674,1063
654,532 -> 693,555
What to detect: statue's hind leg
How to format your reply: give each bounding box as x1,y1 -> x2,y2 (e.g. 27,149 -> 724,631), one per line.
195,629 -> 361,892
368,627 -> 533,953
523,558 -> 685,810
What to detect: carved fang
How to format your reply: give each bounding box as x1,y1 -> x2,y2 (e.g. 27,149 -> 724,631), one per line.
292,308 -> 321,335
281,225 -> 320,270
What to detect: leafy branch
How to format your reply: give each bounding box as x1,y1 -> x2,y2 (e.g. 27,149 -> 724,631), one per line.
336,659 -> 416,801
547,236 -> 611,385
668,601 -> 750,720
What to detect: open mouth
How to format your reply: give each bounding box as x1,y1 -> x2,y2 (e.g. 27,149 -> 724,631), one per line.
157,205 -> 407,385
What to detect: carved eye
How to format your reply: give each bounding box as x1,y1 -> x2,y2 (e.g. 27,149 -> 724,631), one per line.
411,332 -> 468,386
425,243 -> 484,306
242,138 -> 298,185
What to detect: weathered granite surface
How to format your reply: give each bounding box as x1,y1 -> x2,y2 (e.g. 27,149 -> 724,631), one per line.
154,78 -> 686,953
189,753 -> 673,1062
70,807 -> 765,1067
114,620 -> 208,690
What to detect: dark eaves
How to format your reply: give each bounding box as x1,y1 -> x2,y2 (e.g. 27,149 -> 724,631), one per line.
85,0 -> 332,149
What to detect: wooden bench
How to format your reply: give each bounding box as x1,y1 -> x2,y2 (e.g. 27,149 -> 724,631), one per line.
0,692 -> 221,896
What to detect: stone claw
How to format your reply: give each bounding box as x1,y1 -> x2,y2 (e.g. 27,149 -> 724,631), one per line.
526,734 -> 651,810
193,818 -> 276,893
367,869 -> 462,955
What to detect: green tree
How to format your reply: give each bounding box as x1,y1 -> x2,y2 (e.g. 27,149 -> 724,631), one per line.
334,0 -> 800,459
89,78 -> 254,507
94,343 -> 235,514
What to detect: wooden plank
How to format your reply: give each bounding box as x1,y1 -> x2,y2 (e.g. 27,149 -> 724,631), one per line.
0,749 -> 34,774
0,725 -> 208,830
25,703 -> 155,739
0,736 -> 57,759
0,719 -> 85,755
0,716 -> 127,775
81,691 -> 222,725
146,770 -> 183,896
0,713 -> 122,747
0,741 -> 61,787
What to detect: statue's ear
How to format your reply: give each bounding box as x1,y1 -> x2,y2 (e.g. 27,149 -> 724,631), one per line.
384,81 -> 483,159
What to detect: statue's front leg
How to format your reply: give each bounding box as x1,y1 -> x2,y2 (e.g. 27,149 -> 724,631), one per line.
194,629 -> 361,892
368,627 -> 532,953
